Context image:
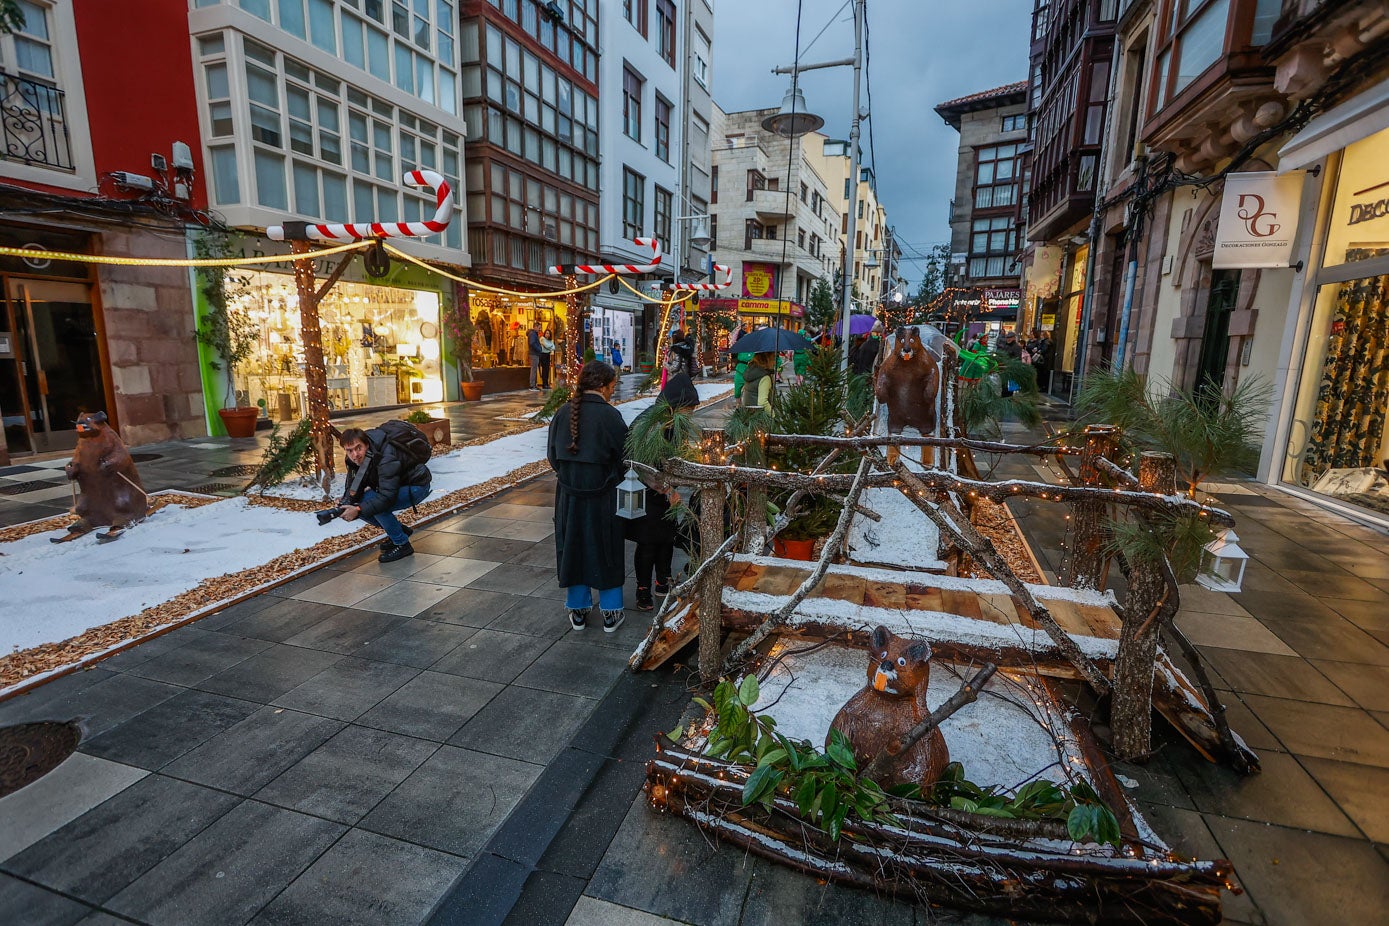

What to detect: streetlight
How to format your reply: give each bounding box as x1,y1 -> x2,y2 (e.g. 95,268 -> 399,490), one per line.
765,0 -> 866,378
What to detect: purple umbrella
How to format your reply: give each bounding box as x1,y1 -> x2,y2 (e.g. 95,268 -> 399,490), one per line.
831,314 -> 877,336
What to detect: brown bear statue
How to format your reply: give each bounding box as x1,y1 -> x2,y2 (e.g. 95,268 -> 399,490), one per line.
827,625 -> 950,793
52,411 -> 148,543
873,326 -> 941,436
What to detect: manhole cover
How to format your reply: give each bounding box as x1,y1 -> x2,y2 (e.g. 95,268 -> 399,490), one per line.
129,453 -> 162,463
0,721 -> 81,799
209,464 -> 260,477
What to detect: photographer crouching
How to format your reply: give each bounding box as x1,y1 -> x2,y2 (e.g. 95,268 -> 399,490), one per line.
333,424 -> 433,563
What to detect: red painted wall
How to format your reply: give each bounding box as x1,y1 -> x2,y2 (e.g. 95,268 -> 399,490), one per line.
62,0 -> 208,208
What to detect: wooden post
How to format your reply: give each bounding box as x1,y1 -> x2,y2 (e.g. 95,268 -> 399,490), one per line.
290,240 -> 335,494
1065,424 -> 1119,590
697,485 -> 727,682
1112,451 -> 1175,760
564,274 -> 581,385
742,484 -> 767,553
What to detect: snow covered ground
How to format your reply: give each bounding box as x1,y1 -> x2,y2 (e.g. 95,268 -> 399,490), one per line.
0,385 -> 729,662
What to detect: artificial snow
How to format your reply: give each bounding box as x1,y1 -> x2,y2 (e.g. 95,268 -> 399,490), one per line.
748,641 -> 1087,794
846,486 -> 947,571
0,385 -> 730,661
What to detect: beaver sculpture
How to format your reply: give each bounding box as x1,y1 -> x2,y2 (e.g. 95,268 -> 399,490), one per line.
827,625 -> 951,793
874,325 -> 941,436
51,411 -> 148,543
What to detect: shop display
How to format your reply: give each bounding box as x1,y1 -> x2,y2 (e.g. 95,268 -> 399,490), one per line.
227,271 -> 445,417
466,292 -> 567,370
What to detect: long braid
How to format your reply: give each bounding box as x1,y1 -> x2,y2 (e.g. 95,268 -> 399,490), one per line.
567,360 -> 618,455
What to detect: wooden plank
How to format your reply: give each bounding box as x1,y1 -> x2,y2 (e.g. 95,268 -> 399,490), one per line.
821,573 -> 867,605
1038,599 -> 1090,637
940,588 -> 984,621
725,560 -> 753,586
860,580 -> 903,610
902,585 -> 945,613
1075,603 -> 1122,639
731,562 -> 763,592
639,602 -> 699,670
976,593 -> 1023,626
755,564 -> 806,597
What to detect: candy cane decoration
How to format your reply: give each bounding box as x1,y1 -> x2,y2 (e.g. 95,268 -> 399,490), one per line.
266,169 -> 452,242
669,262 -> 734,291
548,237 -> 662,275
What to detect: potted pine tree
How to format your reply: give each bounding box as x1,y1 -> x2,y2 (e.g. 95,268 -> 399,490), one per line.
195,235 -> 260,438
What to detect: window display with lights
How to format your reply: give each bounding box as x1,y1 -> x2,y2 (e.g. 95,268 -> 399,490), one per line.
467,291 -> 566,369
228,270 -> 446,418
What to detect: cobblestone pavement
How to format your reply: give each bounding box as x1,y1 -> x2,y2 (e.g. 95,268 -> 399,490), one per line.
2,397 -> 1386,925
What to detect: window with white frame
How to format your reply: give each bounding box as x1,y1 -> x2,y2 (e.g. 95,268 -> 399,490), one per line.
968,216 -> 1015,280
0,0 -> 78,172
693,26 -> 710,88
972,143 -> 1020,209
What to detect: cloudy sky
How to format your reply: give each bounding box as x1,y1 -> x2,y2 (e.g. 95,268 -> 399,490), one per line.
711,0 -> 1031,289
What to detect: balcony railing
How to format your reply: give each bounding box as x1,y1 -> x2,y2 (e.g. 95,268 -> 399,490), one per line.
1,71 -> 73,172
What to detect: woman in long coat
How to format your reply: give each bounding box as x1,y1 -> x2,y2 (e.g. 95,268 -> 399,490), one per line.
547,361 -> 629,632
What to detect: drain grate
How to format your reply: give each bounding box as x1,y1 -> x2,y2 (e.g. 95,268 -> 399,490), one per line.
0,721 -> 81,799
209,464 -> 260,477
0,479 -> 62,496
183,482 -> 243,496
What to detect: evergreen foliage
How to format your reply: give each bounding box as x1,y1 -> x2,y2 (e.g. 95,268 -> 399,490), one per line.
805,277 -> 839,331
248,419 -> 315,492
534,385 -> 572,422
958,357 -> 1043,438
625,399 -> 703,468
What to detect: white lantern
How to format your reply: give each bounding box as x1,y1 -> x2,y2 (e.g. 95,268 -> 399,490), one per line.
616,467 -> 647,520
1196,528 -> 1248,593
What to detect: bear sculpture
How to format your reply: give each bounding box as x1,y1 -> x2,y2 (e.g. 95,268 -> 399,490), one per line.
874,326 -> 940,436
51,411 -> 148,543
827,625 -> 950,793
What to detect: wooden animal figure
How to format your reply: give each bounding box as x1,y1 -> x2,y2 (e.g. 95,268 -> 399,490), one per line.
51,412 -> 148,543
827,625 -> 950,793
874,326 -> 941,437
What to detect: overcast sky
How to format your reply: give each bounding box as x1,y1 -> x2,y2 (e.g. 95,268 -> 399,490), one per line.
711,0 -> 1031,289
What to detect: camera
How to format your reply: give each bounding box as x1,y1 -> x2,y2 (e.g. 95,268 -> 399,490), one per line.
315,505 -> 345,526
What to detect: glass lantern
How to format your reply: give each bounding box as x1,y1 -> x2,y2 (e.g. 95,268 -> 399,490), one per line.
1196,528 -> 1248,593
616,467 -> 647,520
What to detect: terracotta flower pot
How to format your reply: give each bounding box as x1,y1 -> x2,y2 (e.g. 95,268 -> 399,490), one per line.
773,536 -> 816,561
460,380 -> 484,402
218,406 -> 259,438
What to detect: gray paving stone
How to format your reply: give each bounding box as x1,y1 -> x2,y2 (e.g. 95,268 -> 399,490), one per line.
189,593 -> 281,632
486,594 -> 573,642
1197,649 -> 1354,706
1309,660 -> 1389,712
423,588 -> 525,628
513,640 -> 631,700
1242,695 -> 1389,768
739,854 -> 919,926
4,774 -> 240,904
194,644 -> 344,703
467,562 -> 554,594
1171,749 -> 1358,836
80,689 -> 261,770
0,668 -> 115,727
1300,757 -> 1389,844
565,897 -> 688,926
162,706 -> 344,796
105,800 -> 344,926
357,670 -> 503,742
357,618 -> 477,669
249,828 -> 466,926
217,597 -> 343,643
0,754 -> 147,863
450,686 -> 596,764
281,607 -> 407,655
444,536 -> 537,563
0,872 -> 93,925
271,657 -> 419,722
123,633 -> 273,687
98,627 -> 217,672
405,530 -> 475,557
253,725 -> 437,825
1266,617 -> 1389,666
16,674 -> 185,739
1136,805 -> 1262,924
358,745 -> 542,858
430,628 -> 552,684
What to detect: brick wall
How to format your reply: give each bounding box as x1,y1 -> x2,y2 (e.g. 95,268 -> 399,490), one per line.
98,228 -> 208,446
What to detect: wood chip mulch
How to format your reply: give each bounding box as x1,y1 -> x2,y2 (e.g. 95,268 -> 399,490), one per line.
968,497 -> 1045,584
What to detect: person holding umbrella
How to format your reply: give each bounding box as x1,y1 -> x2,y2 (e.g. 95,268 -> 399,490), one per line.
739,352 -> 777,412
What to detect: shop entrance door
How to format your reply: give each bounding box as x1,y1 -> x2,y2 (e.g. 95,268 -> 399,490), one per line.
3,278 -> 106,454
1194,269 -> 1240,401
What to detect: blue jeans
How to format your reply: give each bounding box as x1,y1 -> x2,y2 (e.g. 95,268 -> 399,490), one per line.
565,585 -> 624,611
360,484 -> 430,545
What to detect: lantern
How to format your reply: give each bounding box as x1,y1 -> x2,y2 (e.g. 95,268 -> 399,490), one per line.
1196,528 -> 1248,593
616,467 -> 647,520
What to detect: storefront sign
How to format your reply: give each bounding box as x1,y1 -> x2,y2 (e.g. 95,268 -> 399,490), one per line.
1213,171 -> 1306,269
699,297 -> 803,317
741,262 -> 779,298
1040,313 -> 1056,331
984,289 -> 1021,312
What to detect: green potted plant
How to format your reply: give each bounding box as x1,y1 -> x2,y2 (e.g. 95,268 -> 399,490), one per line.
405,406 -> 451,447
773,496 -> 839,561
442,294 -> 485,401
195,234 -> 260,438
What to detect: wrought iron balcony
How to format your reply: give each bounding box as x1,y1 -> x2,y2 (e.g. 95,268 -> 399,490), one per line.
1,71 -> 74,172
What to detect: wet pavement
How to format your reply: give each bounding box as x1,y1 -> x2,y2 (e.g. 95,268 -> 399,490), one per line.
1,397 -> 1386,925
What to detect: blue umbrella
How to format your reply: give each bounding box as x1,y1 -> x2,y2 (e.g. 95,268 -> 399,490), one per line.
731,327 -> 814,354
832,314 -> 877,336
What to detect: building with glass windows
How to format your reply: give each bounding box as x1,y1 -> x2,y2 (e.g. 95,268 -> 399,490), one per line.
186,0 -> 469,426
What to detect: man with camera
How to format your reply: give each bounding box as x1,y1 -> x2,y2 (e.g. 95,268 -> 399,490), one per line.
331,424 -> 432,563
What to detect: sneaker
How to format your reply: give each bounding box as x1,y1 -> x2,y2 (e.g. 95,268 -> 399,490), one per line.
654,577 -> 671,596
378,541 -> 415,563
635,588 -> 654,611
602,608 -> 625,633
568,609 -> 589,631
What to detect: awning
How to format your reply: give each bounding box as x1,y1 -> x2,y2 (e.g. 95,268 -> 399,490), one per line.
1278,81 -> 1389,172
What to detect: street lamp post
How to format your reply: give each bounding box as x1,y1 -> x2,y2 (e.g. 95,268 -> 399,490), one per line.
764,0 -> 864,377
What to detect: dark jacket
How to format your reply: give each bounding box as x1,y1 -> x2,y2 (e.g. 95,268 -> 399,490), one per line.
626,374 -> 698,547
548,394 -> 630,589
998,336 -> 1023,361
342,427 -> 432,518
849,336 -> 880,376
740,362 -> 773,409
527,327 -> 543,357
670,336 -> 696,377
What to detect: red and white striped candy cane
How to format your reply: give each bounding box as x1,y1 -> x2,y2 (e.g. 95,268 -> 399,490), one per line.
548,237 -> 661,275
266,169 -> 452,242
669,262 -> 734,291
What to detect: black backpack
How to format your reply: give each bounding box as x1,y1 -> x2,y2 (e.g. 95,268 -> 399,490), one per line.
378,419 -> 433,469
